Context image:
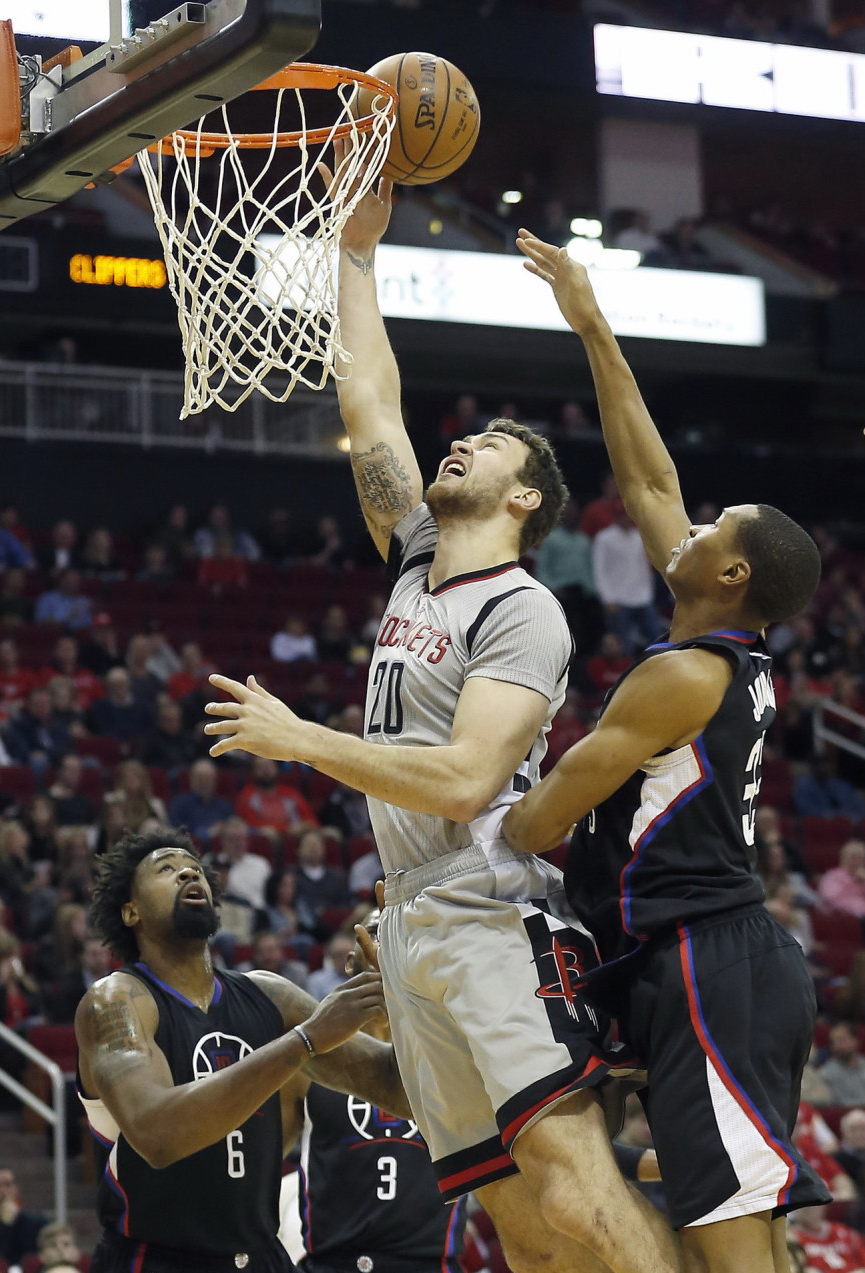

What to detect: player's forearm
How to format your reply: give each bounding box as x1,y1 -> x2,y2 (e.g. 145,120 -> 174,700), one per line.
289,720 -> 500,822
120,1030 -> 311,1168
308,1037 -> 412,1120
336,248 -> 403,431
504,765 -> 582,855
578,315 -> 682,509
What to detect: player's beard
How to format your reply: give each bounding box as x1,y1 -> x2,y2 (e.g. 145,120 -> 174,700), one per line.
172,894 -> 219,942
426,472 -> 511,525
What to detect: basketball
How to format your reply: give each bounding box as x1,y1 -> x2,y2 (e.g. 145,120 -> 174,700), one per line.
355,52 -> 480,186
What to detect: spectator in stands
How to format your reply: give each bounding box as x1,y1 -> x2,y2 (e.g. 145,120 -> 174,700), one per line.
56,828 -> 95,901
321,781 -> 373,841
270,614 -> 318,663
258,507 -> 293,564
755,803 -> 809,875
103,759 -> 167,833
608,208 -> 664,261
235,756 -> 318,836
138,697 -> 201,777
0,520 -> 33,570
0,567 -> 33,630
41,634 -> 105,711
793,1103 -> 857,1201
533,498 -> 600,654
33,900 -> 89,983
579,471 -> 619,539
136,542 -> 175,585
236,929 -> 308,991
585,631 -> 632,698
43,934 -> 112,1024
87,667 -> 152,747
0,636 -> 40,721
5,686 -> 73,771
145,626 -> 181,683
818,839 -> 865,918
349,842 -> 384,902
167,640 -> 212,702
197,534 -> 249,593
125,634 -> 163,709
208,852 -> 258,961
167,757 -> 232,845
777,670 -> 820,762
316,604 -> 355,663
0,503 -> 31,552
757,837 -> 817,908
24,794 -> 60,866
194,502 -> 260,560
32,1220 -> 84,1273
660,218 -> 712,271
360,593 -> 387,646
556,400 -> 600,442
0,1164 -> 48,1267
790,1203 -> 865,1272
293,671 -> 340,724
439,392 -> 483,443
81,527 -> 125,581
47,754 -> 97,827
764,881 -> 816,956
592,499 -> 661,654
819,1022 -> 865,1105
308,515 -> 348,571
214,816 -> 270,910
306,932 -> 355,1001
295,828 -> 350,924
836,1108 -> 865,1191
34,569 -> 93,630
795,756 -> 865,820
78,612 -> 123,676
45,675 -> 88,742
37,519 -> 81,578
154,503 -> 193,568
261,868 -> 318,952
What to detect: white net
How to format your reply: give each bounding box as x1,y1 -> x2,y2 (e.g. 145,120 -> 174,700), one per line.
138,70 -> 396,419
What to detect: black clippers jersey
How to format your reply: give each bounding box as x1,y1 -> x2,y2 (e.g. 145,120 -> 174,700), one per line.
565,630 -> 771,965
84,964 -> 285,1253
298,1084 -> 466,1273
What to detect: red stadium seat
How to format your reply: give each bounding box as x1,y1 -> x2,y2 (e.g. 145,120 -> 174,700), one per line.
347,834 -> 377,864
801,816 -> 859,875
75,735 -> 124,767
0,764 -> 36,802
320,906 -> 354,933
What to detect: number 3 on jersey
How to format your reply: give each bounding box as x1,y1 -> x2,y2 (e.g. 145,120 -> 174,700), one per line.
368,661 -> 405,736
741,734 -> 764,846
376,1155 -> 397,1200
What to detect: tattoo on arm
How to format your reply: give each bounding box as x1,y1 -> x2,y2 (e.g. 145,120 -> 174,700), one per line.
346,250 -> 374,276
351,443 -> 414,537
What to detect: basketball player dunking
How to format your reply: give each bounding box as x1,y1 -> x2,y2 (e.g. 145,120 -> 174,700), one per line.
75,828 -> 409,1273
205,145 -> 680,1273
503,232 -> 831,1273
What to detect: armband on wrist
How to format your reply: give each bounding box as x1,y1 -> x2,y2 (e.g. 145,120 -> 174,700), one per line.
294,1024 -> 316,1058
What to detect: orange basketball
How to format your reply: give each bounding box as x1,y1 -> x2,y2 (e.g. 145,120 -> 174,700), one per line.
355,52 -> 480,186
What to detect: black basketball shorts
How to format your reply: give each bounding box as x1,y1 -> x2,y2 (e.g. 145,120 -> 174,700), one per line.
91,1229 -> 296,1273
619,905 -> 831,1229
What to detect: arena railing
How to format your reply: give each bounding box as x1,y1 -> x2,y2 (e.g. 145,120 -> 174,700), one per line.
814,698 -> 865,766
0,1020 -> 67,1224
0,359 -> 344,457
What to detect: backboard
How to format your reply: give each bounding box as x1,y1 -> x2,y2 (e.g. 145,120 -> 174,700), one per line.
0,0 -> 321,226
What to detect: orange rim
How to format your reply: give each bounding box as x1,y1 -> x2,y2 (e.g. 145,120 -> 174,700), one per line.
149,62 -> 398,155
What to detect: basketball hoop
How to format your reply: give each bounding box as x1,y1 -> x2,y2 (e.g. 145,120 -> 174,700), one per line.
137,63 -> 398,419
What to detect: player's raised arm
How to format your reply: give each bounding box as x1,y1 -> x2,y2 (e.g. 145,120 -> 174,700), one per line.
329,139 -> 423,560
75,967 -> 387,1168
516,229 -> 690,574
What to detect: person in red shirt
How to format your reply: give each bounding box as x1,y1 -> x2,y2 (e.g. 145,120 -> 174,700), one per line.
578,471 -> 619,539
790,1204 -> 865,1272
0,637 -> 40,722
39,634 -> 105,711
167,640 -> 213,701
586,631 -> 632,696
235,756 -> 319,835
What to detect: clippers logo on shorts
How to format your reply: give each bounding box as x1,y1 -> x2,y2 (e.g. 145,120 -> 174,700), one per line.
346,1095 -> 420,1142
535,938 -> 597,1025
192,1031 -> 253,1078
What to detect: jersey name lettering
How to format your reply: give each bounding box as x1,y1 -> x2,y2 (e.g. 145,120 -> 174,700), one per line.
377,614 -> 451,664
747,669 -> 776,723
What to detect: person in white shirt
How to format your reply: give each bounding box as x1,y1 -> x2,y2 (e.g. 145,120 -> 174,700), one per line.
592,498 -> 661,653
270,615 -> 318,663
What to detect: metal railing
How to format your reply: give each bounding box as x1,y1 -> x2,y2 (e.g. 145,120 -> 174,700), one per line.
0,1021 -> 67,1223
0,358 -> 346,457
814,697 -> 865,763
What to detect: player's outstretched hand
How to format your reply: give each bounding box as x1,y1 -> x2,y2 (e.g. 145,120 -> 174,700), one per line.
203,674 -> 305,761
516,228 -> 604,337
318,135 -> 393,257
300,971 -> 388,1054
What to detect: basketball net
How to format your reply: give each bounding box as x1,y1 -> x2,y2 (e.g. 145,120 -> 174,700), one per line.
137,67 -> 397,419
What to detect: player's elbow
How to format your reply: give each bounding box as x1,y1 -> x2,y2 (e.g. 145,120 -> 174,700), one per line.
449,778 -> 501,823
129,1127 -> 182,1170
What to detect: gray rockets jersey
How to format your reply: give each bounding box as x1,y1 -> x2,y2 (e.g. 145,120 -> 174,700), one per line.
365,505 -> 572,872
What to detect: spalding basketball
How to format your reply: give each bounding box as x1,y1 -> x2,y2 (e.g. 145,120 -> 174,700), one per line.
355,52 -> 480,186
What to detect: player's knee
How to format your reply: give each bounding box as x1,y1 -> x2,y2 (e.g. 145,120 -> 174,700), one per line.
536,1177 -> 604,1250
494,1228 -> 557,1273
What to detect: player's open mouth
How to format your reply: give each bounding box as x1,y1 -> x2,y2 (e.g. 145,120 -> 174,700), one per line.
180,884 -> 208,903
440,458 -> 468,478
